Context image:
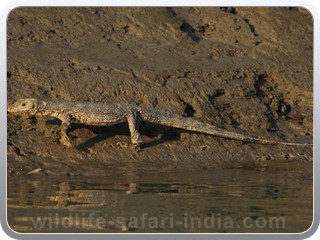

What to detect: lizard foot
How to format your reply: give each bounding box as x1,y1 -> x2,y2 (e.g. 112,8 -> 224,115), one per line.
132,143 -> 142,152
116,142 -> 128,149
60,135 -> 72,147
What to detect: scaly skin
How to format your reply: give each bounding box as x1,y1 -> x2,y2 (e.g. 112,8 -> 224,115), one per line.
7,98 -> 312,148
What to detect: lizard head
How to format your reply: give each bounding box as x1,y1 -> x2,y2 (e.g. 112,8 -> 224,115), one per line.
7,98 -> 46,115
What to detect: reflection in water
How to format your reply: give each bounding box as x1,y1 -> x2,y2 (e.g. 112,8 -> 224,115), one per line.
7,168 -> 312,233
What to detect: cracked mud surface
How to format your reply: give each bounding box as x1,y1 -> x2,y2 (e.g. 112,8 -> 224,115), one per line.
7,7 -> 313,233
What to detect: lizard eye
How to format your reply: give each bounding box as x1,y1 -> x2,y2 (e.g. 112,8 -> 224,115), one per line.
22,103 -> 26,106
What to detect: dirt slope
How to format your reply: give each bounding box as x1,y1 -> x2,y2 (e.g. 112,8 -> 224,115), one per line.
7,7 -> 313,176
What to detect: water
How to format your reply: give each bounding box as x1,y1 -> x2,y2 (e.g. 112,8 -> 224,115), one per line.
7,168 -> 313,233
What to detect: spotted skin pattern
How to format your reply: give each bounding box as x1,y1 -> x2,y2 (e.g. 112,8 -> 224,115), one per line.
7,98 -> 312,148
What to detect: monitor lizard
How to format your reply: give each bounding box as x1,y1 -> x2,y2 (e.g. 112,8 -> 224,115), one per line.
7,98 -> 312,148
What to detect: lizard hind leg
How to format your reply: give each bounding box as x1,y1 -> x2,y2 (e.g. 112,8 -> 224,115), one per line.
126,110 -> 143,148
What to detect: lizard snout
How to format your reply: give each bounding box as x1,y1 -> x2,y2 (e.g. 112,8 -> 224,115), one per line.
7,105 -> 13,113
7,104 -> 18,113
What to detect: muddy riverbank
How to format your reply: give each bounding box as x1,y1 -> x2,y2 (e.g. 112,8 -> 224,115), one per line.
7,7 -> 313,233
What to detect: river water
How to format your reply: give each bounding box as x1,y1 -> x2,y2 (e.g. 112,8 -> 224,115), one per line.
7,166 -> 313,233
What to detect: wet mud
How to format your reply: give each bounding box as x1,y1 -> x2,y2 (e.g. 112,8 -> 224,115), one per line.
7,7 -> 313,233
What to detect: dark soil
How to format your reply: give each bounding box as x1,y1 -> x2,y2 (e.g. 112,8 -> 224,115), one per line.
7,7 -> 313,176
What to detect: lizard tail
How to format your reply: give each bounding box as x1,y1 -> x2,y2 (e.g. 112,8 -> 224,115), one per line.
139,108 -> 312,146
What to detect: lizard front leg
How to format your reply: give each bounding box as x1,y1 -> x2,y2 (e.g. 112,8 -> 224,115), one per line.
126,110 -> 143,148
59,114 -> 72,147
